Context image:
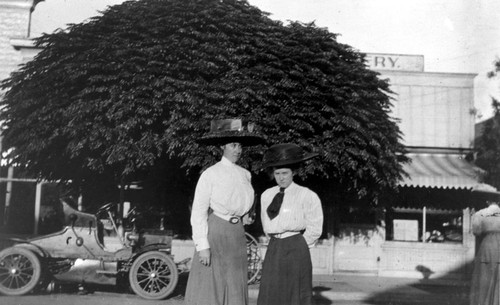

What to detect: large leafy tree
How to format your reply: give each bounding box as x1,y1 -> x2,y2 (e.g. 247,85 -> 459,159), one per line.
0,0 -> 406,207
475,98 -> 500,190
475,58 -> 500,188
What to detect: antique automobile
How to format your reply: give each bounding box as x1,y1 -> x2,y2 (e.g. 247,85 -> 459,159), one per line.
0,198 -> 179,300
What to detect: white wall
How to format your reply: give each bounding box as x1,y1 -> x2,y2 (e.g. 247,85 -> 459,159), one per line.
383,70 -> 476,148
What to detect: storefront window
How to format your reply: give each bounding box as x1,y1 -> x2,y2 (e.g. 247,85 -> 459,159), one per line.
386,207 -> 463,243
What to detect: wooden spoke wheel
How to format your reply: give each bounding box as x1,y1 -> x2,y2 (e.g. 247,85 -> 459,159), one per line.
0,247 -> 42,296
128,251 -> 178,300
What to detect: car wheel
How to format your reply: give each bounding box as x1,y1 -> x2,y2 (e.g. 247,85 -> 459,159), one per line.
128,251 -> 178,300
0,247 -> 42,296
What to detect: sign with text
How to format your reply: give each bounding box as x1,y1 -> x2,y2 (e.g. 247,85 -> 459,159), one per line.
365,53 -> 424,72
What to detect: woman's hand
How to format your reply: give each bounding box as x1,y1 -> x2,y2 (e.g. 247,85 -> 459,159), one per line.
199,249 -> 211,266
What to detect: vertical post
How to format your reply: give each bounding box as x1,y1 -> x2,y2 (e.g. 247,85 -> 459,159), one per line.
463,207 -> 473,247
123,201 -> 130,218
118,176 -> 125,217
34,182 -> 42,235
464,207 -> 475,277
78,194 -> 83,212
3,166 -> 14,226
422,206 -> 427,242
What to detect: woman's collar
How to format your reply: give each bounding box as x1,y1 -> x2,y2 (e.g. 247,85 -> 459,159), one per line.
280,182 -> 296,192
221,156 -> 235,166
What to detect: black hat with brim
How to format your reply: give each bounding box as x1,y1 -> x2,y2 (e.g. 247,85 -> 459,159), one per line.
263,143 -> 318,168
197,119 -> 266,146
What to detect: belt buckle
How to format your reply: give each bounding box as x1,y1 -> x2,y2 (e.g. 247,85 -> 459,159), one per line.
229,216 -> 240,224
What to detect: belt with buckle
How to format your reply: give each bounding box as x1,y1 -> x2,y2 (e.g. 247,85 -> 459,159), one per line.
270,231 -> 300,239
213,211 -> 241,224
229,217 -> 240,224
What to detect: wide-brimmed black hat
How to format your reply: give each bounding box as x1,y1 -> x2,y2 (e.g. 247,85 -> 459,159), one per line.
197,118 -> 266,146
262,143 -> 318,168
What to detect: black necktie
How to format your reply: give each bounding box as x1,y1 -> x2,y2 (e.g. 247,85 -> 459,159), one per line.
267,187 -> 285,220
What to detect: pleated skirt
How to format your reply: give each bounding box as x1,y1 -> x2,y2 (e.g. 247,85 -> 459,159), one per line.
185,213 -> 248,305
257,234 -> 312,305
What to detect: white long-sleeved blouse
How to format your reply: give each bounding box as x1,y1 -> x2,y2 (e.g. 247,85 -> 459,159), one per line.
472,203 -> 500,236
260,182 -> 323,247
190,156 -> 254,251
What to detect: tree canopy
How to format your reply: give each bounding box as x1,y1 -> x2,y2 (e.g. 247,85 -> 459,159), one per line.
0,0 -> 406,202
475,58 -> 500,189
475,99 -> 500,183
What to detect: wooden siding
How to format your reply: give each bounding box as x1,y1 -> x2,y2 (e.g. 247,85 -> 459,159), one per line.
380,71 -> 477,149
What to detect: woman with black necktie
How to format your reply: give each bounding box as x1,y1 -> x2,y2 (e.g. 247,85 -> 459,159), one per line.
257,143 -> 324,305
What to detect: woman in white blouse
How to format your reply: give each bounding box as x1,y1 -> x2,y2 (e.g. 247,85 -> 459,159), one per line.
470,187 -> 500,305
258,143 -> 323,305
185,119 -> 264,305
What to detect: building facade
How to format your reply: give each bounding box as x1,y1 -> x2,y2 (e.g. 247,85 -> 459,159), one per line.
331,53 -> 483,280
0,0 -> 34,82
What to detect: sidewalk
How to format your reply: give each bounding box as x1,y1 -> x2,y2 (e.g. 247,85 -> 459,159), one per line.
248,273 -> 470,304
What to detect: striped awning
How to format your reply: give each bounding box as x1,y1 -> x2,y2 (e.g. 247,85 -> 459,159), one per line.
399,153 -> 484,189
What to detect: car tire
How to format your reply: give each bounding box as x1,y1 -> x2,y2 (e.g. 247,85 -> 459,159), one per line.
128,251 -> 178,300
0,247 -> 42,296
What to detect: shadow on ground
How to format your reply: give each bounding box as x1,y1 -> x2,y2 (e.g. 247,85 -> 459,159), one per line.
172,271 -> 334,304
312,286 -> 333,305
363,278 -> 469,305
170,272 -> 189,300
18,271 -> 189,302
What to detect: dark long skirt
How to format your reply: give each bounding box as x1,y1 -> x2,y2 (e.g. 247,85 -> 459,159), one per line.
257,234 -> 312,305
185,213 -> 248,305
470,233 -> 500,305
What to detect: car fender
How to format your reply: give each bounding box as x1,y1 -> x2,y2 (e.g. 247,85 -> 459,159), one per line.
129,243 -> 172,264
133,243 -> 171,257
11,243 -> 47,258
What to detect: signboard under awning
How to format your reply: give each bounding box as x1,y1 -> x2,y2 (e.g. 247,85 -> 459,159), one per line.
399,153 -> 484,190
